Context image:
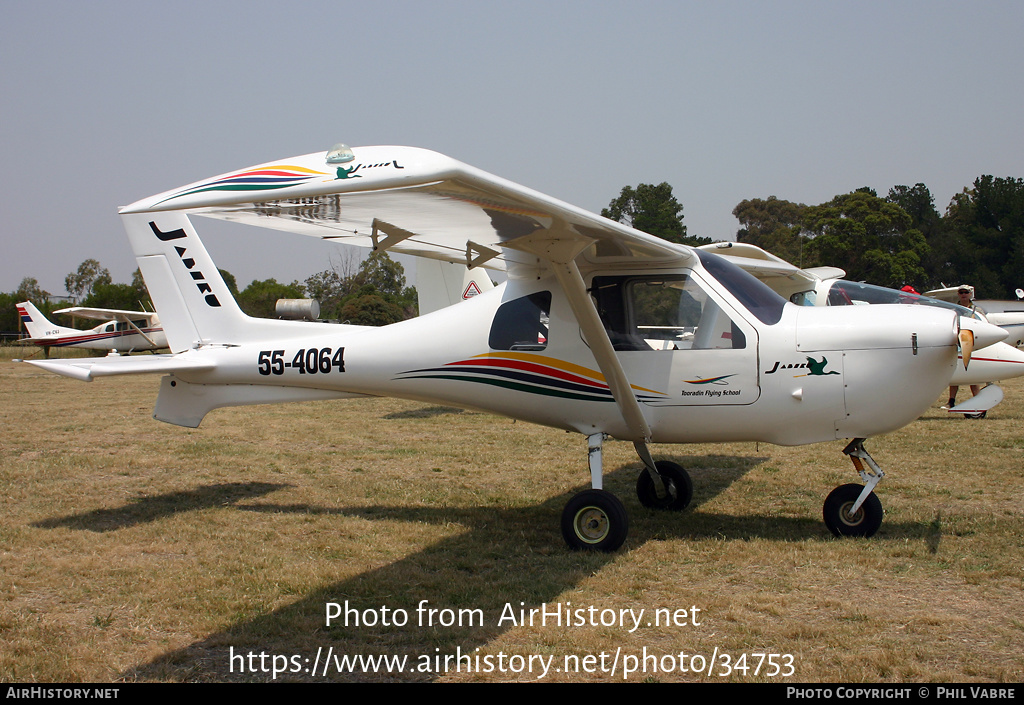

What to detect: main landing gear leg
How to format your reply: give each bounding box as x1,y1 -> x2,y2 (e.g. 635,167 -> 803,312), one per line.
823,438 -> 884,538
561,433 -> 628,552
560,437 -> 696,551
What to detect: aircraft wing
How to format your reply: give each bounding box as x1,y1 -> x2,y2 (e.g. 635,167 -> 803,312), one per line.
53,307 -> 158,323
696,242 -> 821,289
923,286 -> 960,303
120,144 -> 696,447
120,145 -> 688,273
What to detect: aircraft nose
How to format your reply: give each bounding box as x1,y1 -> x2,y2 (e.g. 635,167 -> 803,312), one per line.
796,305 -> 959,439
959,316 -> 1007,351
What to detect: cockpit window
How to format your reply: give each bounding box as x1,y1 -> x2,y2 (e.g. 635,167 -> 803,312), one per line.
695,250 -> 786,325
489,291 -> 551,350
826,280 -> 980,318
790,290 -> 817,306
592,274 -> 746,351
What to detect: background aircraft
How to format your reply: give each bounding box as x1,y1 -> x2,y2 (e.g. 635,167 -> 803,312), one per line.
17,301 -> 166,355
416,259 -> 495,316
925,285 -> 1024,348
24,144 -> 1006,550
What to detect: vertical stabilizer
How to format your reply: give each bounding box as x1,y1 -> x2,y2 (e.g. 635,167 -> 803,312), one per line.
121,212 -> 250,353
416,259 -> 495,315
16,301 -> 78,339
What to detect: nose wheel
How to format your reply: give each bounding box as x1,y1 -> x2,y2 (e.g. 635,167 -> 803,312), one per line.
823,483 -> 883,537
825,438 -> 885,537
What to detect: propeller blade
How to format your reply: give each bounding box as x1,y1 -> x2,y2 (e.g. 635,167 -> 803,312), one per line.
959,328 -> 975,369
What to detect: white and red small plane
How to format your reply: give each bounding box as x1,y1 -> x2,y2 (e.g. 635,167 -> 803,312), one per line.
24,144 -> 1007,550
17,301 -> 166,354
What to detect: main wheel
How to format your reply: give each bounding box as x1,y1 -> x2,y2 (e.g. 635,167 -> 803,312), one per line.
823,483 -> 883,537
636,460 -> 693,511
561,489 -> 628,552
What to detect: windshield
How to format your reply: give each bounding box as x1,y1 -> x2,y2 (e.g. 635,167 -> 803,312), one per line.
695,249 -> 786,325
825,280 -> 981,319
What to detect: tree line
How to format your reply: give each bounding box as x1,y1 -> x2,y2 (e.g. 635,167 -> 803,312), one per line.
1,250 -> 417,335
7,173 -> 1023,335
604,175 -> 1024,299
731,176 -> 1024,299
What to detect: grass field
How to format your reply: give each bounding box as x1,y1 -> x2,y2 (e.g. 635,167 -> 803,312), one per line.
1,345 -> 1022,682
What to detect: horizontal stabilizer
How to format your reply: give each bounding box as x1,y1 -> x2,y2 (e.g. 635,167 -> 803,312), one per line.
949,384 -> 1004,413
24,354 -> 215,382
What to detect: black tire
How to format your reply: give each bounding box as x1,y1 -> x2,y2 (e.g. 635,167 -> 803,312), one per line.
561,490 -> 628,552
823,483 -> 883,538
636,460 -> 693,511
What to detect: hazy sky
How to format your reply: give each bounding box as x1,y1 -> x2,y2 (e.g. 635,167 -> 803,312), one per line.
2,1 -> 1022,295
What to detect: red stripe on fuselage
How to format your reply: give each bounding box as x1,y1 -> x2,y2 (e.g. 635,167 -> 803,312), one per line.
38,328 -> 163,347
445,357 -> 608,390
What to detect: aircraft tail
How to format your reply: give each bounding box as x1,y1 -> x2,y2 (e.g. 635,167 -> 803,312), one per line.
416,259 -> 495,315
121,212 -> 274,353
16,301 -> 78,340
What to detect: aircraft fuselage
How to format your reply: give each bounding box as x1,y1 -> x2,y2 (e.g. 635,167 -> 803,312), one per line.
156,262 -> 959,447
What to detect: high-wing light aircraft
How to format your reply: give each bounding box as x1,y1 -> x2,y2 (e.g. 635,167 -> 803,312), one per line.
697,242 -> 1024,417
24,144 -> 1007,550
17,301 -> 167,354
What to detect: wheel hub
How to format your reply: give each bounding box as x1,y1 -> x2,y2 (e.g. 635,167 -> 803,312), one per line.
574,507 -> 609,543
840,502 -> 864,526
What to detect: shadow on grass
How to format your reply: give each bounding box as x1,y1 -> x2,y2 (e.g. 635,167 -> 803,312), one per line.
115,451 -> 937,681
912,415 -> 987,426
383,406 -> 467,420
31,482 -> 291,532
117,452 -> 804,682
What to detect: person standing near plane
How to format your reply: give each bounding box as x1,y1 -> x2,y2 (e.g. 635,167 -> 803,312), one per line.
949,285 -> 983,414
957,285 -> 981,314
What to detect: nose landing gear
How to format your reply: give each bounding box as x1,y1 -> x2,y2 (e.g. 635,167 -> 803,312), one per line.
823,483 -> 883,537
824,438 -> 885,537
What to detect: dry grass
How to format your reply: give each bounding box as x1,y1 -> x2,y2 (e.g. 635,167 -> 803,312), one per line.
1,344 -> 1022,682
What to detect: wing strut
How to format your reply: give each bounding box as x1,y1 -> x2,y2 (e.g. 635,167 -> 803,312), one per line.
120,315 -> 159,348
549,260 -> 653,446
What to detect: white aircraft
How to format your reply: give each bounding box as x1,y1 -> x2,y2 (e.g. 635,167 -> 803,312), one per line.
17,301 -> 167,354
416,259 -> 495,315
24,144 -> 1007,550
697,242 -> 1024,415
924,285 -> 1024,348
